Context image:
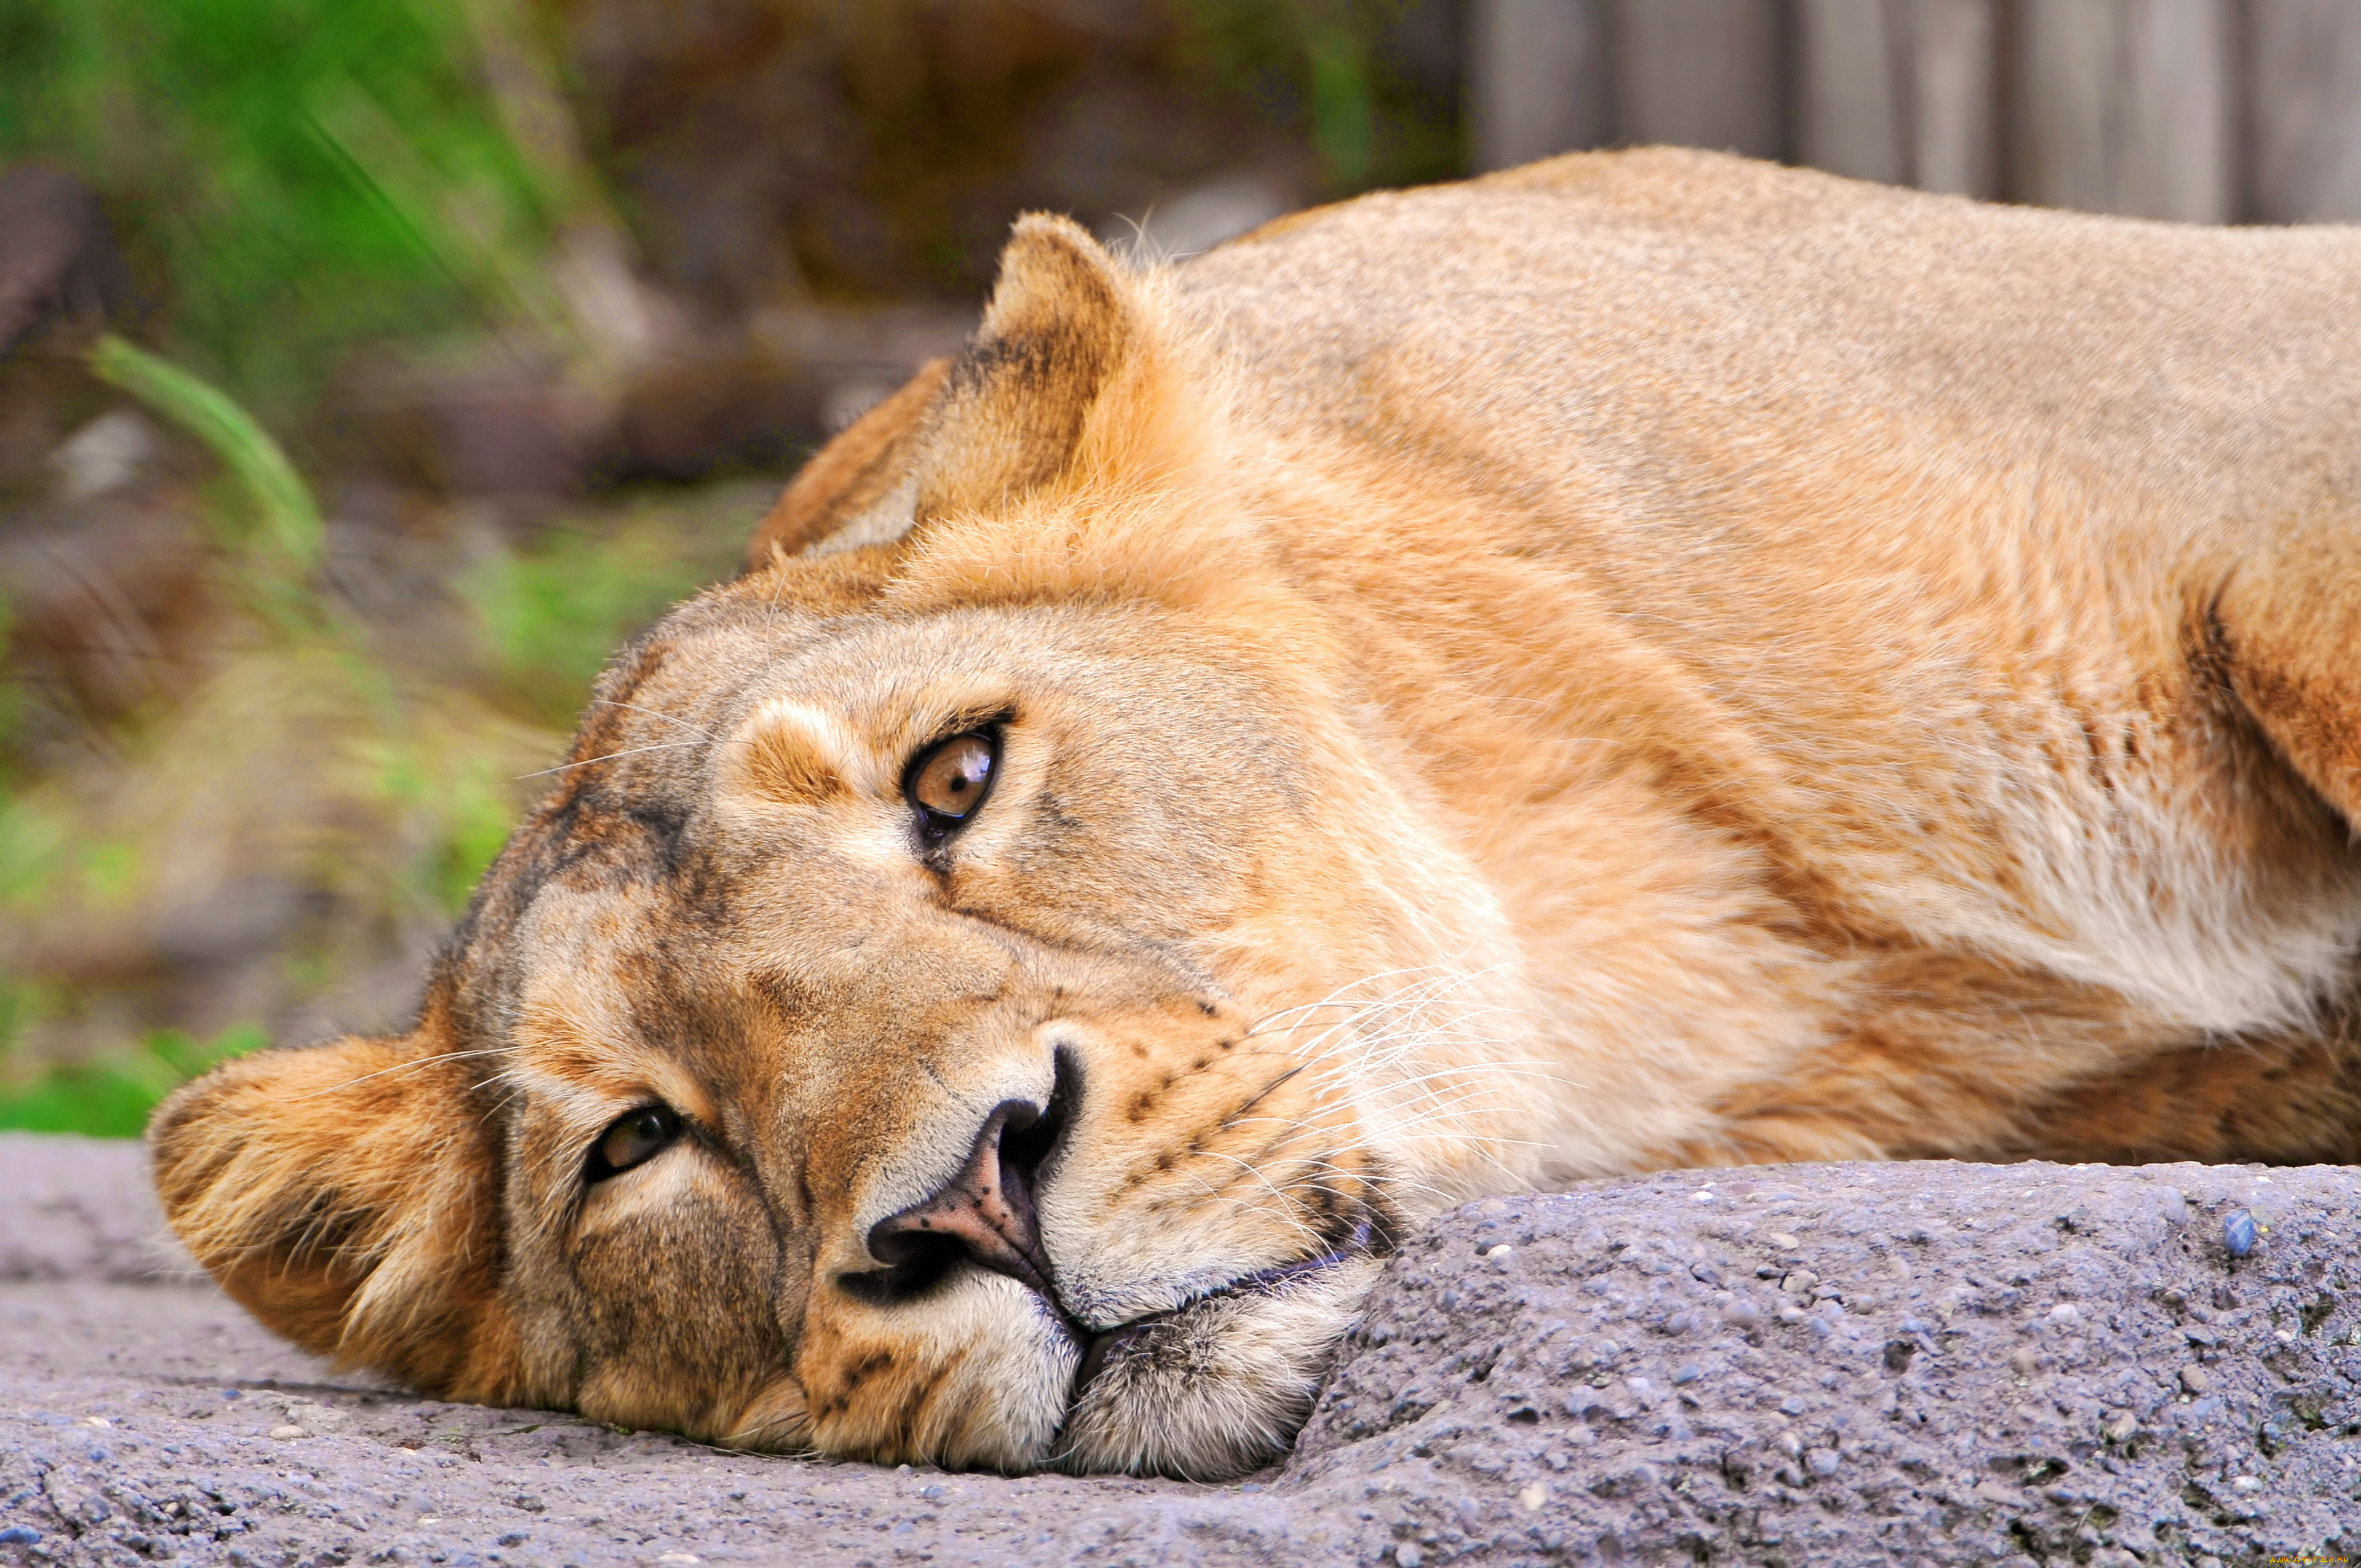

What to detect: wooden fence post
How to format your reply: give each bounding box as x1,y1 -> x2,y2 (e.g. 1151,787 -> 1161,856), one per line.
2014,0 -> 2234,220
1610,0 -> 1789,160
1798,1 -> 1999,196
1798,0 -> 1909,185
1468,0 -> 1612,171
2250,0 -> 2361,221
1907,0 -> 2001,197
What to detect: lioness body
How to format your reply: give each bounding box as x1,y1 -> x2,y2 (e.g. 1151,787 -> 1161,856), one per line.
158,150 -> 2361,1479
1145,149 -> 2361,1168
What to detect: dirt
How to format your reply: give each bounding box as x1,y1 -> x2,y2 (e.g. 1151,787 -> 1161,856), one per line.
5,1131 -> 2358,1566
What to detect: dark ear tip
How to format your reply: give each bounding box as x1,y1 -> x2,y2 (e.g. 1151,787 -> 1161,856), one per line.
1003,210 -> 1107,253
981,213 -> 1130,344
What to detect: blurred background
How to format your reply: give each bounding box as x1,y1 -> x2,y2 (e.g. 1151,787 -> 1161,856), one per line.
2,0 -> 2357,1135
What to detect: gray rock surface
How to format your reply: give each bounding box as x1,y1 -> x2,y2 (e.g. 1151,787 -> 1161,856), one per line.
4,1132 -> 2358,1565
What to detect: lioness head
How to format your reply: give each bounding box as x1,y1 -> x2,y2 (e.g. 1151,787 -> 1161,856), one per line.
151,217 -> 1549,1479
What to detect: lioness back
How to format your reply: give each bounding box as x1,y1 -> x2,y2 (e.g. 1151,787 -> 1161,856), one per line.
153,150 -> 2361,1481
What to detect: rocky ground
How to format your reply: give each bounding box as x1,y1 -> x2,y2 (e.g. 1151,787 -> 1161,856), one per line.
4,1132 -> 2358,1566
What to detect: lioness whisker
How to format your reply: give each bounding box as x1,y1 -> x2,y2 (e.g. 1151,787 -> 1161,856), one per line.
295,1046 -> 516,1102
587,698 -> 724,743
516,738 -> 729,780
1183,1149 -> 1335,1238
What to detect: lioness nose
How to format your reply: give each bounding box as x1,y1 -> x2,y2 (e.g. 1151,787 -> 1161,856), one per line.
861,1089 -> 1066,1302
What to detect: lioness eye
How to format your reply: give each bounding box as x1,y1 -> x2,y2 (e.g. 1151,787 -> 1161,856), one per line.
588,1105 -> 681,1181
908,732 -> 996,825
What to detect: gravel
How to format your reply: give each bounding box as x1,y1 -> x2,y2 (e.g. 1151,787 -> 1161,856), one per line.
6,1132 -> 2359,1564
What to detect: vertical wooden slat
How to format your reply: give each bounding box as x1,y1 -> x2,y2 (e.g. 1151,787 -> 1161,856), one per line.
1905,0 -> 1999,197
2118,0 -> 2233,220
2250,0 -> 2361,221
2014,0 -> 2232,220
1612,0 -> 1788,160
1468,0 -> 1613,172
2014,0 -> 2124,210
1798,0 -> 1907,184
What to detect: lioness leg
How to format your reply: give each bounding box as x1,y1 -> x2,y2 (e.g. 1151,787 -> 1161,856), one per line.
2210,525 -> 2361,829
2008,1022 -> 2361,1165
1667,953 -> 2361,1168
1663,954 -> 2159,1167
1671,1015 -> 2361,1168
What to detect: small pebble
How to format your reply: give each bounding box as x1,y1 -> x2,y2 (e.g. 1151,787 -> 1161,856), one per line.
2231,1476 -> 2262,1493
269,1425 -> 306,1441
1767,1232 -> 1800,1249
0,1527 -> 41,1546
1778,1395 -> 1807,1416
2010,1348 -> 2039,1377
2223,1210 -> 2258,1257
2046,1304 -> 2081,1324
1672,1365 -> 1702,1385
1396,1545 -> 1425,1568
2180,1365 -> 2213,1395
2102,1411 -> 2137,1442
1488,1246 -> 1516,1272
1781,1270 -> 1819,1296
1805,1447 -> 1841,1477
1517,1481 -> 1547,1512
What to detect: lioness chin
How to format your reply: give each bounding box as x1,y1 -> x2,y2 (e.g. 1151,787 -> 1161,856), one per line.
152,148 -> 2361,1480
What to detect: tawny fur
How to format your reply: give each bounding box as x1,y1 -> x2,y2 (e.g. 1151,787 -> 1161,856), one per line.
153,150 -> 2361,1481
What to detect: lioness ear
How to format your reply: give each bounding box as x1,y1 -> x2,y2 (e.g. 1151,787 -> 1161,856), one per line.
744,213 -> 1184,566
149,1028 -> 522,1401
912,212 -> 1144,520
743,355 -> 951,567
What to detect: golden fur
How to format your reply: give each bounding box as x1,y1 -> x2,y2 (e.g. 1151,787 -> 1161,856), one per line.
154,149 -> 2361,1479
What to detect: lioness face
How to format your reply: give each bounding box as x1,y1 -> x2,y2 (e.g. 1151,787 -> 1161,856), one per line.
152,218 -> 1543,1479
489,593 -> 1413,1478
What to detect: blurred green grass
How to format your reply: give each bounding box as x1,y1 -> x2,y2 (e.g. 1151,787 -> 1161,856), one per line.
0,1021 -> 267,1136
1,0 -> 558,415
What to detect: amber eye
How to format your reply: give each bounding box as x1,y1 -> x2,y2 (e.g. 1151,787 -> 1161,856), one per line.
907,732 -> 997,828
588,1105 -> 681,1181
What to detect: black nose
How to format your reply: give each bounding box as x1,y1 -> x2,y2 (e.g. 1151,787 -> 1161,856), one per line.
849,1055 -> 1075,1305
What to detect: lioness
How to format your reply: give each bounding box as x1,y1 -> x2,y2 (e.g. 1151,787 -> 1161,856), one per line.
153,149 -> 2361,1480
